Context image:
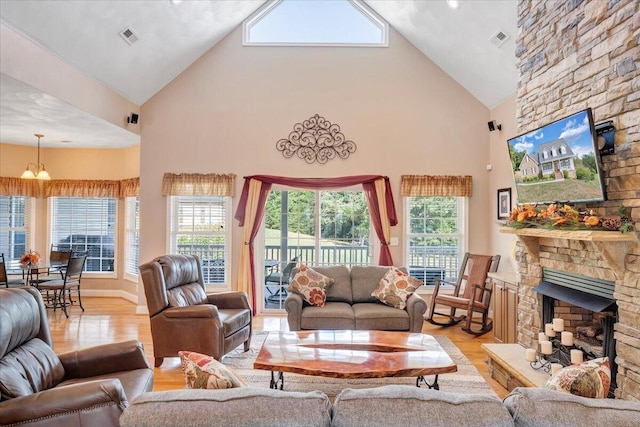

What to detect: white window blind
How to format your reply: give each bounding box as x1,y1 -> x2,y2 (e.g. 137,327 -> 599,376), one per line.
0,196 -> 30,264
169,196 -> 231,285
50,197 -> 116,273
124,197 -> 140,277
405,196 -> 466,287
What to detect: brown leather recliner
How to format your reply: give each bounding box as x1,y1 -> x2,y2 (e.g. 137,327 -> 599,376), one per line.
139,254 -> 252,367
0,287 -> 153,427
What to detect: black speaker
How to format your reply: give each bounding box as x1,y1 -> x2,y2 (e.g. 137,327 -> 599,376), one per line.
595,120 -> 615,156
488,120 -> 502,132
128,113 -> 139,124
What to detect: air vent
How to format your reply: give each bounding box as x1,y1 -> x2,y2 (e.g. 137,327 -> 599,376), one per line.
489,29 -> 509,48
119,26 -> 138,46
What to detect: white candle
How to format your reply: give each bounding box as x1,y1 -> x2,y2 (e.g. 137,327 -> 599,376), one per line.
541,341 -> 553,355
571,349 -> 583,364
553,318 -> 565,332
525,348 -> 537,362
551,363 -> 563,375
539,332 -> 549,342
545,323 -> 557,337
561,331 -> 574,346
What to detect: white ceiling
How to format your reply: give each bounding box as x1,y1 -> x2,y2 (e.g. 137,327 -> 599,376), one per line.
0,0 -> 517,149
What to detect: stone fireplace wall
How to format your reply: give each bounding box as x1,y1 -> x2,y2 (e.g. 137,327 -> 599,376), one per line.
515,0 -> 640,400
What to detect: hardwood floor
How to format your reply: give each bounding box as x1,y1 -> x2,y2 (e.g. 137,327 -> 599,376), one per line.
47,297 -> 509,398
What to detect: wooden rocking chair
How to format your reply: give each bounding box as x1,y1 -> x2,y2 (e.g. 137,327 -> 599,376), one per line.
427,253 -> 500,336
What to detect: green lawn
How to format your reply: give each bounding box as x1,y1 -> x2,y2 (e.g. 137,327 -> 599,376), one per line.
515,179 -> 604,204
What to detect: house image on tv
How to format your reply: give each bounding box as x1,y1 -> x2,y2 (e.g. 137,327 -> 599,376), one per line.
517,138 -> 576,181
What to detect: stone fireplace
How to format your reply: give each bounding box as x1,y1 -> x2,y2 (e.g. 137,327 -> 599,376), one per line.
513,0 -> 640,401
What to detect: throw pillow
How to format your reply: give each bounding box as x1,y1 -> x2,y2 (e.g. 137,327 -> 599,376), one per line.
371,267 -> 423,310
288,264 -> 334,307
544,357 -> 611,398
178,351 -> 247,389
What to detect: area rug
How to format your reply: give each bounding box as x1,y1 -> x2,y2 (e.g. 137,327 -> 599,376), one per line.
223,332 -> 495,397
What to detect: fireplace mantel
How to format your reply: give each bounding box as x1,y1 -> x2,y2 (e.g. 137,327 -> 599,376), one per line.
499,227 -> 636,279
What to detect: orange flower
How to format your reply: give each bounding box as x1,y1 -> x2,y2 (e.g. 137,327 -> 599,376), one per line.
552,218 -> 567,227
584,216 -> 600,227
517,211 -> 529,222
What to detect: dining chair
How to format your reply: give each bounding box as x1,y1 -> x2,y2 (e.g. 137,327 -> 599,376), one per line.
28,244 -> 74,285
265,256 -> 299,304
37,253 -> 87,317
0,253 -> 25,288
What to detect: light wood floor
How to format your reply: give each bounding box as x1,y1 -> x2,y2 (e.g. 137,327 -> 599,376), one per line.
47,297 -> 509,398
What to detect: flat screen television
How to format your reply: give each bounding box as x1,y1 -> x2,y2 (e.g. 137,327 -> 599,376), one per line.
507,108 -> 607,206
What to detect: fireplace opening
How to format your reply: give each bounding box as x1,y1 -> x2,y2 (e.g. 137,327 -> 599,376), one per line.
534,268 -> 617,397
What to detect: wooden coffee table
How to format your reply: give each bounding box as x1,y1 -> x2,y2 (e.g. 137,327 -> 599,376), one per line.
253,330 -> 457,390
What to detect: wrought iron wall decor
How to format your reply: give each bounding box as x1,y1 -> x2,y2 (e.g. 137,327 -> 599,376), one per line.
276,114 -> 357,164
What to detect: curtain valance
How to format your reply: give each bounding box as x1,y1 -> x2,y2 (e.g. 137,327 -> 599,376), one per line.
0,177 -> 140,198
0,177 -> 40,197
161,173 -> 235,196
400,175 -> 473,197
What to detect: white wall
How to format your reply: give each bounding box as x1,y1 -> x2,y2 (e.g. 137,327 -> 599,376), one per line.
139,25 -> 493,306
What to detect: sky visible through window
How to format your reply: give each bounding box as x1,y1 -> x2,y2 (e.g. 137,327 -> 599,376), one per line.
248,0 -> 385,45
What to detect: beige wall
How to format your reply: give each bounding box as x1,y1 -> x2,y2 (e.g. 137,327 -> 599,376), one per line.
489,96 -> 517,272
139,26 -> 493,302
0,142 -> 140,299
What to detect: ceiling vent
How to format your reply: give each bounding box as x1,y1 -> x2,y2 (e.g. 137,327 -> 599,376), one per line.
489,29 -> 509,48
119,26 -> 139,46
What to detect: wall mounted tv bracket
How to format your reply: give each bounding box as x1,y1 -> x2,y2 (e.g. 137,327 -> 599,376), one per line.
595,121 -> 615,156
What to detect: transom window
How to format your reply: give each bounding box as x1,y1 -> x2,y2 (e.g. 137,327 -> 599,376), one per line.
405,196 -> 466,287
0,195 -> 29,264
49,197 -> 116,273
124,196 -> 140,278
169,196 -> 231,286
244,0 -> 388,46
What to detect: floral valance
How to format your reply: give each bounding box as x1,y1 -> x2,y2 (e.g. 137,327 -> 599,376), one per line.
400,175 -> 473,197
162,173 -> 235,197
0,176 -> 139,198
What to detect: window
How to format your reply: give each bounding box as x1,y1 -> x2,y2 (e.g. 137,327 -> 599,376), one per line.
551,147 -> 557,156
560,159 -> 571,169
543,163 -> 553,172
50,197 -> 116,273
169,196 -> 231,286
543,150 -> 548,159
560,145 -> 567,154
124,196 -> 140,278
244,0 -> 388,46
0,196 -> 29,263
264,189 -> 371,268
405,196 -> 466,287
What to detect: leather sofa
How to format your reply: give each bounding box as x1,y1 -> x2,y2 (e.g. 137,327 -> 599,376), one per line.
139,254 -> 252,366
119,385 -> 640,427
285,265 -> 427,332
0,287 -> 153,427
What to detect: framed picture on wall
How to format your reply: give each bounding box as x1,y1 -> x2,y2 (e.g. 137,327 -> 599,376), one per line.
497,188 -> 512,220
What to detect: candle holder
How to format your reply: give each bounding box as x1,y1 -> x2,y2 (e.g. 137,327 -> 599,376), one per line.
529,337 -> 589,374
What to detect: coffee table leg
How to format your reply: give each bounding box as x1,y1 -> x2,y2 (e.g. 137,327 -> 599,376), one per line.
270,371 -> 284,390
416,375 -> 439,390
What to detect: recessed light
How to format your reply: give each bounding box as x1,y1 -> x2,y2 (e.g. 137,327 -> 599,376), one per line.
60,140 -> 73,144
170,0 -> 182,5
446,0 -> 460,9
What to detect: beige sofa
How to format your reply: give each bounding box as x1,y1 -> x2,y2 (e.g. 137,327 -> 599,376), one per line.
284,265 -> 427,332
120,385 -> 640,427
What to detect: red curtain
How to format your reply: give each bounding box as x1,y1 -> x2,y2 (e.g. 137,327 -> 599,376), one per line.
235,175 -> 397,310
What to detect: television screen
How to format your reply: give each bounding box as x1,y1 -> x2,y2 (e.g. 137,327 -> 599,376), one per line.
507,108 -> 607,205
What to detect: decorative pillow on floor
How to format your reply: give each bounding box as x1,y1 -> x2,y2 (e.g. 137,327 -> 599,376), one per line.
371,267 -> 423,310
544,357 -> 611,398
178,351 -> 247,389
288,264 -> 334,307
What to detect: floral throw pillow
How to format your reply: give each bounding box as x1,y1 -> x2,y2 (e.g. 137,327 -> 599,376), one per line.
288,264 -> 334,307
371,267 -> 423,310
178,351 -> 247,389
544,357 -> 611,398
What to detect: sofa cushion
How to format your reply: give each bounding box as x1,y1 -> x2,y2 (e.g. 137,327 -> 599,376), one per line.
167,283 -> 208,307
307,265 -> 352,304
332,385 -> 513,427
351,265 -> 406,304
0,338 -> 65,399
178,351 -> 246,389
288,265 -> 334,307
544,357 -> 611,398
120,388 -> 332,427
353,303 -> 410,331
371,267 -> 422,309
301,302 -> 355,330
503,387 -> 640,427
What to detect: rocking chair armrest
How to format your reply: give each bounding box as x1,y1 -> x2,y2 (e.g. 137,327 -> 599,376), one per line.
432,278 -> 457,297
469,283 -> 493,306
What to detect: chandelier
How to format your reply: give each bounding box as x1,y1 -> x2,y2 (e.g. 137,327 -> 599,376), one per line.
20,133 -> 51,180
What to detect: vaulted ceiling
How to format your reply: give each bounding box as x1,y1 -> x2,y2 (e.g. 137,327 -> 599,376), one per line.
0,0 -> 517,148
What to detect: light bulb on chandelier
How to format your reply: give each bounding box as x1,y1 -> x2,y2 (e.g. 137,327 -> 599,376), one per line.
20,133 -> 51,180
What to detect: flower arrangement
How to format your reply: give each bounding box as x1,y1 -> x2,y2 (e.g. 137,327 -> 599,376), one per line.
20,251 -> 41,267
506,204 -> 634,233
